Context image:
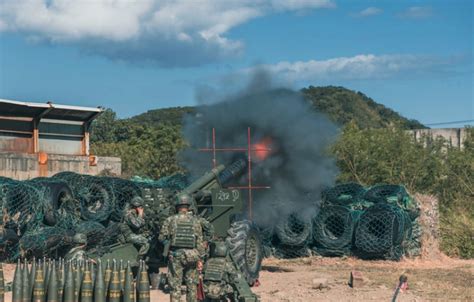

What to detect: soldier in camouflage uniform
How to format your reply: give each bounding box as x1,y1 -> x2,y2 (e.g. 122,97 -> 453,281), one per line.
202,241 -> 237,301
159,193 -> 206,302
120,196 -> 150,260
64,233 -> 89,263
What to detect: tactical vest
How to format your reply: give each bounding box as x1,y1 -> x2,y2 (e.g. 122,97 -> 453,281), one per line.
170,218 -> 197,249
204,258 -> 226,282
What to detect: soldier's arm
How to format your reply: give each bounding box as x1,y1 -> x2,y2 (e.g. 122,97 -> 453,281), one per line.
195,221 -> 206,259
126,211 -> 146,231
199,217 -> 215,242
158,217 -> 171,243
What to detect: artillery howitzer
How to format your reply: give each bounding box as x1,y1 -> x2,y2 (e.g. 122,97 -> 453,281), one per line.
98,157 -> 263,286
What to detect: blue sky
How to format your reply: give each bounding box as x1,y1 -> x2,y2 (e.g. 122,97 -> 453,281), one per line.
0,0 -> 472,127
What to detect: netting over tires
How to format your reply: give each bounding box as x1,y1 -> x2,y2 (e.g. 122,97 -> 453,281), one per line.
354,203 -> 412,260
0,173 -> 420,262
0,172 -> 170,262
257,183 -> 419,260
275,212 -> 312,246
312,205 -> 361,256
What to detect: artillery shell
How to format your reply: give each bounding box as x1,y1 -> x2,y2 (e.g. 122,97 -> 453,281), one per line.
80,261 -> 93,302
63,262 -> 75,302
0,263 -> 4,302
107,260 -> 121,302
46,261 -> 58,302
21,260 -> 30,302
29,257 -> 36,297
137,260 -> 150,302
94,260 -> 105,302
122,261 -> 133,302
12,260 -> 22,302
33,259 -> 46,302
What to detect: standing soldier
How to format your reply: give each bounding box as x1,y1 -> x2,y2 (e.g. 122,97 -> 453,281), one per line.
159,193 -> 206,302
120,196 -> 150,261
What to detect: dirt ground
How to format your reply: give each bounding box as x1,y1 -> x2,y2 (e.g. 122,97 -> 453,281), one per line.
3,256 -> 473,301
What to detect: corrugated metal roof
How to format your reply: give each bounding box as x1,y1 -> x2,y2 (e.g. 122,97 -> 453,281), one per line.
0,99 -> 103,122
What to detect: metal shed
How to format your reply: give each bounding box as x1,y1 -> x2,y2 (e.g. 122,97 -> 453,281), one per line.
0,99 -> 103,156
0,99 -> 121,179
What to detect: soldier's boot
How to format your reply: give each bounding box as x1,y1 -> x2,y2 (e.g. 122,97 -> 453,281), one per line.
170,289 -> 182,302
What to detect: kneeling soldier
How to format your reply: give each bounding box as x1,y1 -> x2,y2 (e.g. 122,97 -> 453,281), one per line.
203,241 -> 237,301
120,196 -> 150,261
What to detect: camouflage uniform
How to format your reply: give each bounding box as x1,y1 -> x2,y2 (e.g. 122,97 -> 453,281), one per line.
64,233 -> 89,263
120,197 -> 150,259
202,246 -> 237,301
159,194 -> 206,302
64,246 -> 88,263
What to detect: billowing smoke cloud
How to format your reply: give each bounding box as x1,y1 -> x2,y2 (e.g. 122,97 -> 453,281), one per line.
180,72 -> 339,225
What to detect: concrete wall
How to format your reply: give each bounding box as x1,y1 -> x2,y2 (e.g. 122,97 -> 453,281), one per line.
0,152 -> 121,180
409,128 -> 468,149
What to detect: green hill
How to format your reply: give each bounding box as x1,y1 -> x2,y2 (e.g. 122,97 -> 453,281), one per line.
127,86 -> 425,129
302,86 -> 425,129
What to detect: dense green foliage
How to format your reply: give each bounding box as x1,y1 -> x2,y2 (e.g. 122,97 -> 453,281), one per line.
89,85 -> 472,258
90,109 -> 186,178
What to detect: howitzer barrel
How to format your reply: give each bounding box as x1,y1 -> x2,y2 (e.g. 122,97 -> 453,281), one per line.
182,165 -> 225,194
182,158 -> 247,194
218,158 -> 247,184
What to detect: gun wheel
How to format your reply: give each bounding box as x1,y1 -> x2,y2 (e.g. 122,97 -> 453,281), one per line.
226,220 -> 263,285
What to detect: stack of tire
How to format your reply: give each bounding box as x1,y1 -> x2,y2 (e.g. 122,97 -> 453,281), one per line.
313,183 -> 417,260
257,183 -> 418,261
0,176 -> 74,261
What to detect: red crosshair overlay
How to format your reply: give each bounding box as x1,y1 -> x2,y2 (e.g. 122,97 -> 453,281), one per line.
198,127 -> 271,220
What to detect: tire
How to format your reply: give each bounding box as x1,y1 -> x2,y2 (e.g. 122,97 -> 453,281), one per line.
275,213 -> 312,246
226,220 -> 263,285
79,180 -> 114,222
322,183 -> 366,205
363,185 -> 407,204
312,205 -> 358,256
26,180 -> 74,226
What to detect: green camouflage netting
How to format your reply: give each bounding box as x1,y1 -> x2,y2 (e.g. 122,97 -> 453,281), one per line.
0,172 -> 420,262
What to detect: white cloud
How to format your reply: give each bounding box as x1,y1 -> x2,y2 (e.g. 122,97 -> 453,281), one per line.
355,7 -> 383,17
399,6 -> 433,19
248,54 -> 462,82
0,0 -> 334,67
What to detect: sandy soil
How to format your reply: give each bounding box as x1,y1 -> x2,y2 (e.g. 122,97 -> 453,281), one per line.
3,256 -> 473,301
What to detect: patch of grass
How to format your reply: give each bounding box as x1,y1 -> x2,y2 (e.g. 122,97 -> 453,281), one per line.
440,201 -> 474,259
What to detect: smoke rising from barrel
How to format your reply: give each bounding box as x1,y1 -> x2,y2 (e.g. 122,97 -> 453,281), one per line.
180,72 -> 339,225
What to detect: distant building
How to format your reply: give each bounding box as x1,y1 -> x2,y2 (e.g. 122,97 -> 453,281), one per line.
409,128 -> 469,149
0,99 -> 121,179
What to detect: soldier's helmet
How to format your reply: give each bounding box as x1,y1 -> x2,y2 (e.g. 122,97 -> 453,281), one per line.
72,233 -> 87,245
212,241 -> 228,257
131,196 -> 144,208
175,193 -> 192,208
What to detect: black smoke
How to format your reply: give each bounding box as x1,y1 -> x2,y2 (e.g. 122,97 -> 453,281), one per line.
180,73 -> 339,226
